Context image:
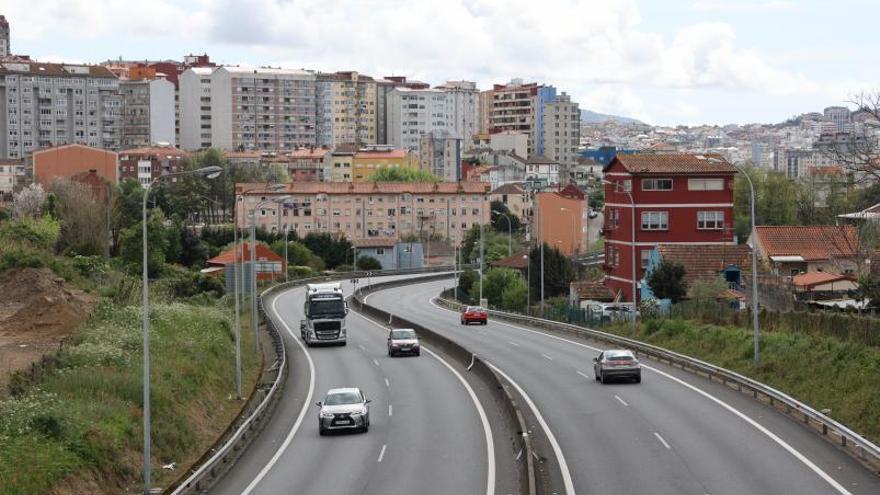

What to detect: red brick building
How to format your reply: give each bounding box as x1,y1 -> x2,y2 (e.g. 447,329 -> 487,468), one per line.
118,146 -> 189,186
33,144 -> 119,189
602,153 -> 737,302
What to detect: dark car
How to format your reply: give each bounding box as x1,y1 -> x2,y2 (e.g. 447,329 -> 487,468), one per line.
460,306 -> 488,325
387,328 -> 420,356
593,349 -> 641,384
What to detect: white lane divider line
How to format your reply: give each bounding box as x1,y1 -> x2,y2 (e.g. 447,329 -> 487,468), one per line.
614,395 -> 629,407
654,432 -> 671,450
242,293 -> 316,495
372,358 -> 380,367
541,353 -> 554,361
576,370 -> 591,380
508,341 -> 520,347
384,377 -> 391,388
358,344 -> 366,351
388,404 -> 393,416
377,444 -> 387,462
349,309 -> 496,495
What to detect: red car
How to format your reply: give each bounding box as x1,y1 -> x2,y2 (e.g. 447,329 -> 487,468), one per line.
460,306 -> 488,325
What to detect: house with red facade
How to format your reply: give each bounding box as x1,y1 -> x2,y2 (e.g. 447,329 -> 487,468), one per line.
602,153 -> 738,302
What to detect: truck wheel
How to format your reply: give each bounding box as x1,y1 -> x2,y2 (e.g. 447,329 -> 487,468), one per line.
339,341 -> 347,347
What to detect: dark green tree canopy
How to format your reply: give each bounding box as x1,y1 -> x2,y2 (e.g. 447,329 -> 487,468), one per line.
647,260 -> 688,303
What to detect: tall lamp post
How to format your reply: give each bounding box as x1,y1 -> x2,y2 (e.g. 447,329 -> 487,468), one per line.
733,166 -> 760,364
492,209 -> 513,256
142,165 -> 221,495
602,179 -> 637,332
248,195 -> 292,352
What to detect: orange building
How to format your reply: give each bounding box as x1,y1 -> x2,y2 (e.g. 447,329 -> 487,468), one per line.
32,144 -> 119,189
534,191 -> 585,256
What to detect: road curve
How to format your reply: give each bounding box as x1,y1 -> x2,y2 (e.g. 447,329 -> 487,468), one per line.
209,276 -> 490,495
367,278 -> 880,495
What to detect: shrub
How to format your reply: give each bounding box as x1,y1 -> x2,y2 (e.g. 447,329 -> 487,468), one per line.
0,216 -> 61,250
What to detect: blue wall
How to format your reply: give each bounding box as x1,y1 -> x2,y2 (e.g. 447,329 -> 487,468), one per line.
579,146 -> 638,166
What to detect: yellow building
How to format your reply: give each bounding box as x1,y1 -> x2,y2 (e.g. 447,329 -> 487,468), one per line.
352,146 -> 420,182
328,145 -> 357,182
316,72 -> 378,148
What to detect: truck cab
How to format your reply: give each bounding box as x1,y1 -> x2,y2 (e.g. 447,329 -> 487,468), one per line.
300,282 -> 348,346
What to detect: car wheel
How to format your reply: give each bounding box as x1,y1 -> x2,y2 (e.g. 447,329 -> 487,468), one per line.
599,372 -> 605,384
319,427 -> 326,436
415,350 -> 420,356
635,375 -> 641,384
482,320 -> 487,325
594,371 -> 600,381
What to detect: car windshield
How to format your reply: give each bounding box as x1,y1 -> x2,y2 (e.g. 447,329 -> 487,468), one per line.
607,353 -> 634,361
309,298 -> 345,317
324,392 -> 362,405
391,329 -> 416,340
466,306 -> 483,312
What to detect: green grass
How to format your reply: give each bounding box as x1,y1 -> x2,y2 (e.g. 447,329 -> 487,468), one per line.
0,300 -> 260,494
604,318 -> 880,444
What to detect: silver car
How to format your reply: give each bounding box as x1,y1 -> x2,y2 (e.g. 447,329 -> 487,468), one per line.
593,349 -> 641,384
387,328 -> 420,357
316,387 -> 371,435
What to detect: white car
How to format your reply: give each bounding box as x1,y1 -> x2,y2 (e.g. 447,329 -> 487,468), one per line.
316,387 -> 371,435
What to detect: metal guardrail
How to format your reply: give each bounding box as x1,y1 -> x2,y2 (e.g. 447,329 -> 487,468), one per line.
166,266 -> 468,494
435,295 -> 880,474
351,276 -> 542,495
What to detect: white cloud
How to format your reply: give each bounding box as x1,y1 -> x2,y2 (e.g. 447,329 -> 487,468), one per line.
691,0 -> 798,13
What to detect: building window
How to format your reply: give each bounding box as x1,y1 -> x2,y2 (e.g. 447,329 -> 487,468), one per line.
641,178 -> 673,191
376,248 -> 385,255
640,249 -> 651,270
688,178 -> 724,191
697,211 -> 724,230
640,211 -> 668,230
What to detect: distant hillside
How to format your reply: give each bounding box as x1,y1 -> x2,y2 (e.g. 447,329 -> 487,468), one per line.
580,109 -> 643,125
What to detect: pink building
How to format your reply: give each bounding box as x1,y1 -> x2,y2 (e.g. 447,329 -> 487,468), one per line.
288,147 -> 331,182
236,181 -> 491,244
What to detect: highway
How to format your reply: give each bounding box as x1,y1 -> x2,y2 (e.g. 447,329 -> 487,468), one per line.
366,278 -> 880,495
209,276 -> 492,495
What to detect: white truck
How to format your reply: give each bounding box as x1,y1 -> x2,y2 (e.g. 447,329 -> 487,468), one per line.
300,282 -> 348,346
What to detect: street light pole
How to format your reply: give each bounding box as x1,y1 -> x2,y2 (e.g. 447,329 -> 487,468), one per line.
141,166 -> 221,495
602,179 -> 637,332
479,203 -> 485,304
735,166 -> 761,365
232,202 -> 242,401
284,225 -> 289,283
492,209 -> 512,256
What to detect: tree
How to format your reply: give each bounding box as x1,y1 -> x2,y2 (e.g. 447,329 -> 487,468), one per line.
501,279 -> 529,312
176,225 -> 209,267
370,167 -> 440,182
490,200 -> 521,232
356,255 -> 382,270
647,260 -> 687,303
689,276 -> 729,302
528,243 -> 575,299
12,183 -> 46,219
302,232 -> 352,269
817,92 -> 880,184
461,225 -> 522,265
470,268 -> 522,306
112,179 -> 145,255
50,179 -> 107,256
733,167 -> 803,240
457,269 -> 478,301
118,210 -> 171,278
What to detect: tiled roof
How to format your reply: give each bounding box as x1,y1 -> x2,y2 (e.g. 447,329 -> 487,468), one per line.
490,182 -> 526,195
354,149 -> 406,159
288,148 -> 330,159
754,225 -> 859,261
120,146 -> 189,158
207,242 -> 283,265
657,244 -> 752,285
224,151 -> 262,159
526,155 -> 557,165
570,281 -> 615,302
0,62 -> 117,78
793,271 -> 853,289
353,238 -> 397,248
558,184 -> 585,200
610,153 -> 737,174
491,251 -> 529,269
236,181 -> 490,195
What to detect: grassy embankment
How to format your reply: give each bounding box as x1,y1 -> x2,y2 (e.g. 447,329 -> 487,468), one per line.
603,318 -> 880,444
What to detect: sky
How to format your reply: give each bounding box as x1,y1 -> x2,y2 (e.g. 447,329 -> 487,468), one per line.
1,0 -> 877,126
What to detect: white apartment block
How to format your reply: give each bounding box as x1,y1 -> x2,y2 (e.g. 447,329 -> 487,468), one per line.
436,81 -> 479,143
316,71 -> 377,148
419,130 -> 462,182
120,77 -> 175,149
180,66 -> 317,151
386,88 -> 453,151
542,92 -> 580,167
0,62 -> 121,160
0,16 -> 9,58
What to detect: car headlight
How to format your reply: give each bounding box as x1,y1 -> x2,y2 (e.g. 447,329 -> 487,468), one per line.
350,408 -> 367,417
320,411 -> 335,418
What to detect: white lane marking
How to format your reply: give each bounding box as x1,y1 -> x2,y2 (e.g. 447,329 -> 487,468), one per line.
372,358 -> 380,367
614,395 -> 629,407
484,361 -> 576,495
508,341 -> 520,347
576,370 -> 592,380
427,297 -> 854,495
351,310 -> 496,495
654,432 -> 671,450
541,353 -> 554,361
358,344 -> 366,351
377,444 -> 387,462
385,377 -> 391,388
241,293 -> 316,495
388,404 -> 393,416
363,293 -> 372,303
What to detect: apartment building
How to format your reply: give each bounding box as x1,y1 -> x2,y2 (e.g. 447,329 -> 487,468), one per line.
287,147 -> 331,182
180,66 -> 317,152
32,144 -> 119,189
352,145 -> 419,181
118,146 -> 188,186
419,130 -> 462,182
386,87 -> 453,151
542,92 -> 580,167
0,62 -> 121,160
327,144 -> 357,182
602,153 -> 737,302
0,15 -> 9,58
119,76 -> 175,148
489,79 -> 556,157
236,181 -> 490,244
0,160 -> 17,195
478,89 -> 493,135
435,81 -> 479,143
316,71 -> 377,148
